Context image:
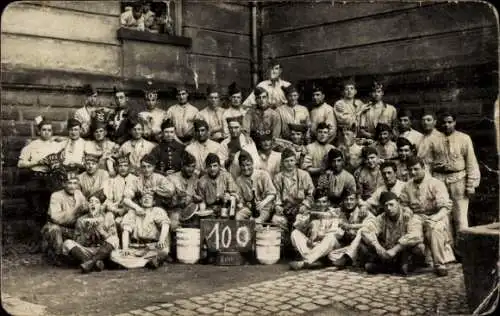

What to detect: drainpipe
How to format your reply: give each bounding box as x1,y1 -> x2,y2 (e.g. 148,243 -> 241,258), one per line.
251,1 -> 260,87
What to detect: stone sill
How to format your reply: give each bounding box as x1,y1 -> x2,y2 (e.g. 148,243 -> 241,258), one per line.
117,27 -> 191,47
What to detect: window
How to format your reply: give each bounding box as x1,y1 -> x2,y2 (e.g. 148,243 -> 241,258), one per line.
120,0 -> 182,36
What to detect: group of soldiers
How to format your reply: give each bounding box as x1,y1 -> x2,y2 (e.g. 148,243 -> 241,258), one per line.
18,59 -> 480,277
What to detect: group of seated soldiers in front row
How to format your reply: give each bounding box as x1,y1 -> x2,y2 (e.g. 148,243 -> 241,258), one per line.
17,75 -> 480,277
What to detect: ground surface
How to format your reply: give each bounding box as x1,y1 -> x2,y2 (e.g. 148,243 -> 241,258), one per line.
1,252 -> 470,316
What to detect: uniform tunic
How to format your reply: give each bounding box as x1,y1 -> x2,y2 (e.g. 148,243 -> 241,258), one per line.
62,212 -> 120,256
165,171 -> 199,230
399,129 -> 423,148
149,141 -> 185,175
124,172 -> 174,201
303,142 -> 335,170
235,169 -> 276,222
274,169 -> 314,210
291,207 -> 345,264
364,180 -> 406,214
108,108 -> 130,145
120,10 -> 145,30
242,107 -> 281,139
310,102 -> 337,138
41,189 -> 87,254
395,160 -> 411,182
432,131 -> 480,232
359,103 -> 397,137
275,104 -> 310,139
119,138 -> 156,174
218,133 -> 261,179
122,207 -> 170,242
243,79 -> 291,109
417,129 -> 445,166
399,175 -> 455,266
373,141 -> 398,160
257,150 -> 282,177
333,99 -> 366,129
316,169 -> 357,206
104,173 -> 138,218
164,103 -> 201,139
18,139 -> 63,173
78,169 -> 110,198
185,140 -> 223,172
84,139 -> 120,170
198,107 -> 227,140
355,167 -> 384,201
61,138 -> 86,167
337,142 -> 364,173
195,170 -> 239,214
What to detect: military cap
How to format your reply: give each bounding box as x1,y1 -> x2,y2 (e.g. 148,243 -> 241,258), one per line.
379,191 -> 399,205
312,83 -> 324,94
252,129 -> 272,141
206,85 -> 219,95
327,148 -> 344,162
141,153 -> 158,166
176,85 -> 189,94
181,150 -> 196,166
316,122 -> 330,131
314,187 -> 329,201
375,123 -> 392,138
282,85 -> 298,96
116,153 -> 131,165
342,77 -> 356,87
396,137 -> 413,149
267,58 -> 281,68
340,187 -> 358,201
372,81 -> 384,91
193,119 -> 209,131
84,152 -> 102,163
67,118 -> 82,129
288,123 -> 307,133
83,84 -> 97,96
253,86 -> 267,96
228,82 -> 241,96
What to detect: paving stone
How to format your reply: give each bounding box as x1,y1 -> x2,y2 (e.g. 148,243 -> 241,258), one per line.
116,314 -> 133,316
177,310 -> 198,316
290,308 -> 306,314
153,311 -> 172,316
370,301 -> 386,308
355,297 -> 371,305
144,306 -> 161,312
176,301 -> 200,310
330,294 -> 347,302
227,301 -> 243,308
210,303 -> 224,309
298,302 -> 320,312
247,301 -> 266,308
295,297 -> 313,303
313,298 -> 331,306
241,305 -> 258,312
342,300 -> 358,307
129,310 -> 145,315
355,304 -> 371,312
222,306 -> 241,314
400,310 -> 417,316
256,309 -> 270,315
238,312 -> 254,316
196,306 -> 217,314
276,312 -> 294,316
289,300 -> 303,307
278,303 -> 292,310
385,306 -> 401,313
264,305 -> 281,313
371,309 -> 387,315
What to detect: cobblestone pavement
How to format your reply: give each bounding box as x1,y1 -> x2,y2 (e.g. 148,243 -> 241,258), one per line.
115,263 -> 469,316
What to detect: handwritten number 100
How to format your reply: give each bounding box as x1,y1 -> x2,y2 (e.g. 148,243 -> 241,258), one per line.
207,223 -> 250,250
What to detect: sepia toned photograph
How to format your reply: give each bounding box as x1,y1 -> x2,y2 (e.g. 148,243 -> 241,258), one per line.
1,0 -> 499,315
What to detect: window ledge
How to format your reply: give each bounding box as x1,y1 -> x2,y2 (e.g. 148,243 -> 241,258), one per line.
117,27 -> 191,47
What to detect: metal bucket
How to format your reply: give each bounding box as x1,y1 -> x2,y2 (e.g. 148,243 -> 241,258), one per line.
176,228 -> 201,264
255,227 -> 281,265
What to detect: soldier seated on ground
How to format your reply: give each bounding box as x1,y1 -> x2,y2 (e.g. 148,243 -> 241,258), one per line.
62,190 -> 119,274
329,189 -> 375,268
111,191 -> 171,270
289,188 -> 345,270
358,192 -> 426,275
41,170 -> 88,265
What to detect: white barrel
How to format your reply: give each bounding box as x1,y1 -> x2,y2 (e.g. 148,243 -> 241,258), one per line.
176,228 -> 201,264
255,227 -> 281,265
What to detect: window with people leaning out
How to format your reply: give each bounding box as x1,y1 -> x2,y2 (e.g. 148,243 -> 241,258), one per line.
120,0 -> 177,35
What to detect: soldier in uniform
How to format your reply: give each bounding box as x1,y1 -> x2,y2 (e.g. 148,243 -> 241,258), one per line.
148,119 -> 185,176
198,85 -> 227,142
222,82 -> 247,136
337,124 -> 364,174
185,119 -> 223,173
242,87 -> 282,139
74,84 -> 100,138
253,130 -> 282,178
289,188 -> 346,270
62,190 -> 119,273
316,148 -> 357,207
355,146 -> 384,201
275,85 -> 310,140
138,81 -> 167,142
217,116 -> 260,179
165,86 -> 201,144
333,77 -> 367,131
396,109 -> 423,148
358,81 -> 397,140
302,122 -> 335,184
84,120 -> 119,175
287,123 -> 309,167
395,137 -> 417,182
235,151 -> 276,224
417,110 -> 445,167
118,116 -> 156,175
372,123 -> 398,161
309,84 -> 337,143
60,118 -> 87,173
108,84 -> 133,145
41,170 -> 88,265
243,58 -> 291,110
77,152 -> 110,199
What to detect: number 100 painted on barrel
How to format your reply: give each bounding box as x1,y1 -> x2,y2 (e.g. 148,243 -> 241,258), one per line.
200,219 -> 255,252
